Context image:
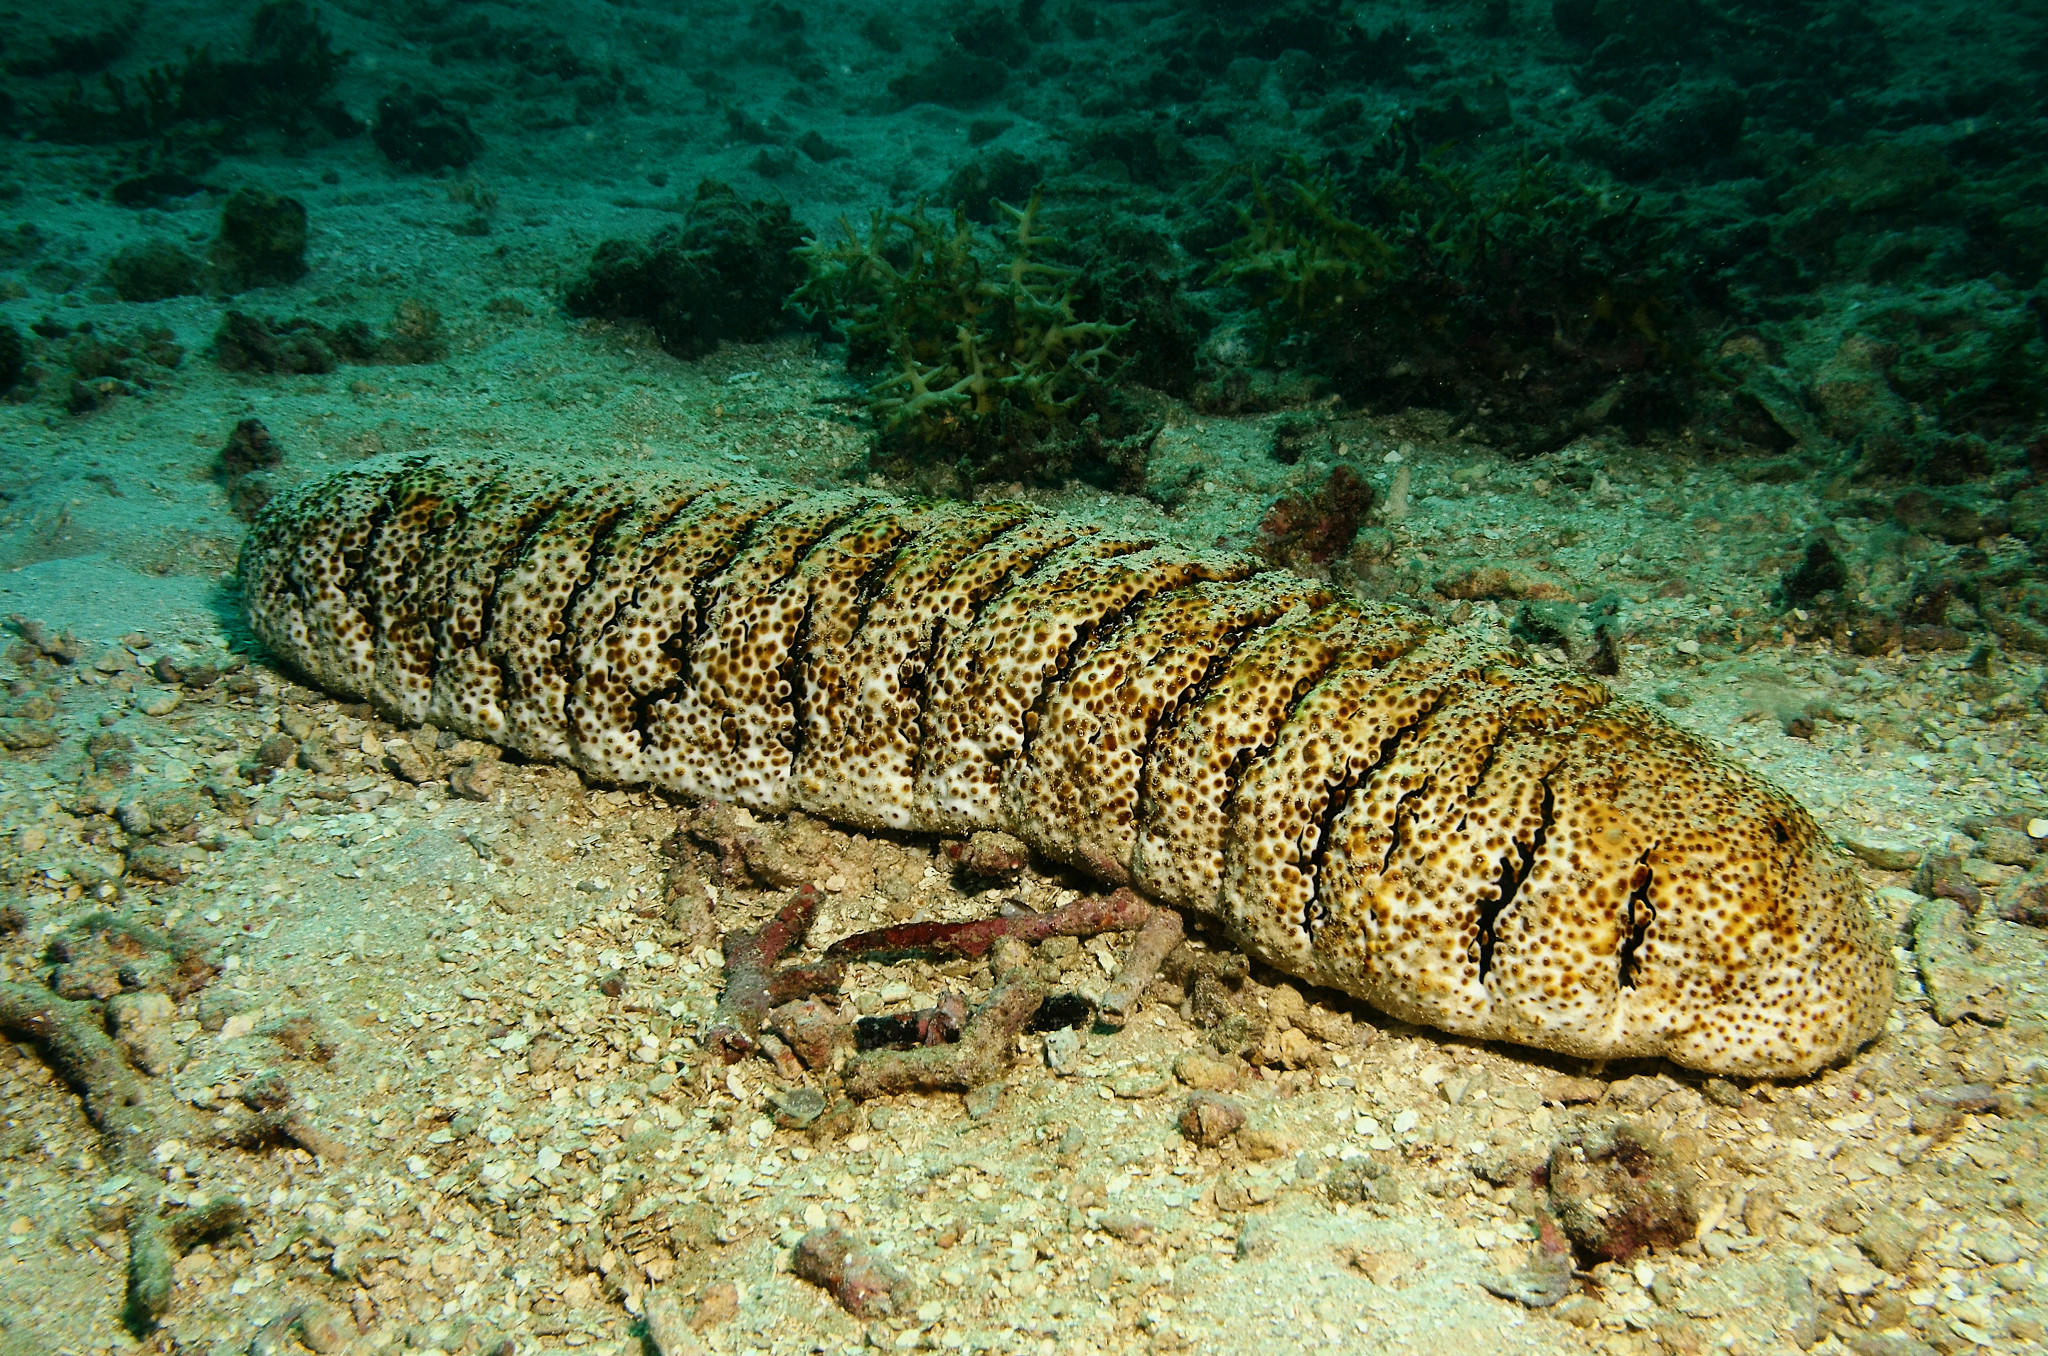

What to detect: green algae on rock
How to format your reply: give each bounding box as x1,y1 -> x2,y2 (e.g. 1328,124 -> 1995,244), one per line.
564,180 -> 807,362
104,239 -> 203,303
208,187 -> 309,292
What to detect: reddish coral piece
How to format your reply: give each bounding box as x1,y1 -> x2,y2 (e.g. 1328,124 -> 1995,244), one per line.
1256,464 -> 1374,568
1546,1121 -> 1697,1264
843,939 -> 1044,1099
824,888 -> 1152,962
792,1228 -> 916,1318
707,885 -> 841,1063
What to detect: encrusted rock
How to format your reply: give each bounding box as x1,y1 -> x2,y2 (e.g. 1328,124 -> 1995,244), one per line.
1837,831 -> 1923,872
1480,1217 -> 1576,1308
1327,1157 -> 1394,1204
1856,1208 -> 1924,1273
791,1228 -> 915,1318
1545,1121 -> 1697,1264
1998,861 -> 2048,927
1973,826 -> 2038,867
1702,1078 -> 1745,1108
254,733 -> 297,768
766,1087 -> 827,1130
943,830 -> 1030,881
125,843 -> 189,884
1913,854 -> 1983,914
1237,1127 -> 1297,1161
1177,1091 -> 1246,1146
1098,1212 -> 1158,1245
1042,1026 -> 1080,1075
450,758 -> 504,801
1910,895 -> 2006,1026
385,739 -> 434,783
1173,1050 -> 1243,1091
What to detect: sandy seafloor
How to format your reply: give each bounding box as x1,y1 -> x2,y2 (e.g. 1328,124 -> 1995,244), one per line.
0,2 -> 2046,1355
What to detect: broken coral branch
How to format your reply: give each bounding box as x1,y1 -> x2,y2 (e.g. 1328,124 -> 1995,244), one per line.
1097,905 -> 1183,1029
854,992 -> 967,1051
706,884 -> 843,1062
824,887 -> 1153,963
0,982 -> 245,1332
213,1070 -> 347,1162
843,938 -> 1045,1099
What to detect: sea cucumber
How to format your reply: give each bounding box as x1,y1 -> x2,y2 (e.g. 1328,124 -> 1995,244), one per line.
241,451 -> 1893,1077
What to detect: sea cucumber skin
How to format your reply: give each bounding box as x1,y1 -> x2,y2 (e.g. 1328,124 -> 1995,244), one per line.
242,452 -> 1893,1077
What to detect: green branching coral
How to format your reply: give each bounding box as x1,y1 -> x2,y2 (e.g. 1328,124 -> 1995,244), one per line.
1211,149 -> 1701,456
799,193 -> 1150,492
1209,159 -> 1394,357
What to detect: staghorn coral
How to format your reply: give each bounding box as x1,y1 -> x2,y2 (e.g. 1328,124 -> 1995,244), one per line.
1209,159 -> 1396,360
799,192 -> 1148,492
241,450 -> 1893,1077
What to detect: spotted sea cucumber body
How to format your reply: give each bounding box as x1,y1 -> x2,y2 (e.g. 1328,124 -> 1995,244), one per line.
241,451 -> 1892,1077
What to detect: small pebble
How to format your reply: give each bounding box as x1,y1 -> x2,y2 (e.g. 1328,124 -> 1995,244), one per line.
1856,1208 -> 1923,1273
792,1227 -> 916,1318
298,735 -> 338,773
1837,832 -> 1923,872
1237,1127 -> 1297,1160
387,741 -> 434,783
1702,1078 -> 1744,1108
1820,1195 -> 1863,1235
1097,1212 -> 1156,1244
1042,1027 -> 1080,1075
451,759 -> 504,801
644,1290 -> 705,1356
254,733 -> 297,767
768,1087 -> 827,1129
1965,1231 -> 2020,1266
1109,1072 -> 1171,1099
1173,1050 -> 1242,1091
964,1081 -> 1004,1119
1177,1091 -> 1245,1147
1234,1217 -> 1278,1261
296,1301 -> 351,1354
